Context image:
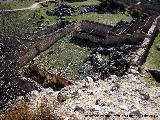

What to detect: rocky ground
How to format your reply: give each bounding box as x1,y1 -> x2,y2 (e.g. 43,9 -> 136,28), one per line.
2,70 -> 159,120
53,73 -> 160,120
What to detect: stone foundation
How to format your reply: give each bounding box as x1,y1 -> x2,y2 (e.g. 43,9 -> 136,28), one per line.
133,15 -> 160,65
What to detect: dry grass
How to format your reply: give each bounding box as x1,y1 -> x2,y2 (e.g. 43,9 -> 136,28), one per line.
0,93 -> 60,120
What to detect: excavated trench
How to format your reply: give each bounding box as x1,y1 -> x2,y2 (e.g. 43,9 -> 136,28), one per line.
23,64 -> 74,91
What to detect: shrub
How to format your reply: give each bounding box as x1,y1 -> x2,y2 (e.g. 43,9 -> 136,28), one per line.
98,0 -> 127,13
0,93 -> 59,120
130,9 -> 141,19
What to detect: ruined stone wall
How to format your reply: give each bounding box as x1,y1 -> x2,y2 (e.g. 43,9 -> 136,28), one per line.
111,22 -> 129,35
122,18 -> 153,34
74,32 -> 103,43
74,18 -> 149,46
124,19 -> 142,34
130,32 -> 146,43
36,24 -> 75,52
140,17 -> 154,33
133,15 -> 160,65
81,20 -> 113,37
17,23 -> 75,68
74,31 -> 144,45
111,18 -> 153,35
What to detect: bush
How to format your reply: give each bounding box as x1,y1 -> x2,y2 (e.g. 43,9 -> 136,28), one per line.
1,95 -> 59,120
98,0 -> 127,13
130,10 -> 141,19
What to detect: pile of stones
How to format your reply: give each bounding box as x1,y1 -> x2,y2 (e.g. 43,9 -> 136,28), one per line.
46,4 -> 76,17
81,43 -> 140,80
80,5 -> 97,14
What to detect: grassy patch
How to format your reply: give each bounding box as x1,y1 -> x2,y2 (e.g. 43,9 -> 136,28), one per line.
17,0 -> 132,25
144,34 -> 160,69
34,35 -> 92,81
65,0 -> 100,7
7,0 -> 132,25
0,9 -> 58,37
65,12 -> 132,25
0,10 -> 36,37
35,8 -> 59,25
144,34 -> 160,86
0,0 -> 44,9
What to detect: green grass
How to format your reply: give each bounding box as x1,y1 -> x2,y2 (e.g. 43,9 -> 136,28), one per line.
35,8 -> 59,25
65,12 -> 132,25
144,34 -> 160,86
34,0 -> 132,25
34,35 -> 92,81
144,34 -> 160,69
0,10 -> 36,37
65,0 -> 100,7
64,0 -> 132,25
3,0 -> 131,25
0,0 -> 44,9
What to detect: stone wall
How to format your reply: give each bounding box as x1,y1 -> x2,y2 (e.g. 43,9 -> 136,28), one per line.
74,18 -> 154,46
111,18 -> 154,35
121,18 -> 153,34
74,31 -> 145,45
133,15 -> 160,65
81,20 -> 113,37
17,23 -> 76,68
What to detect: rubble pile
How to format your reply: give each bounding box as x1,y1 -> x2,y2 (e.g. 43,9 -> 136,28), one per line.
80,5 -> 97,14
80,43 -> 140,80
46,4 -> 98,17
1,73 -> 160,120
53,74 -> 160,120
46,4 -> 76,17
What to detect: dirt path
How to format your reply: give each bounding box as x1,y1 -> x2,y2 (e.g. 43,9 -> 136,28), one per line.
3,0 -> 55,12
